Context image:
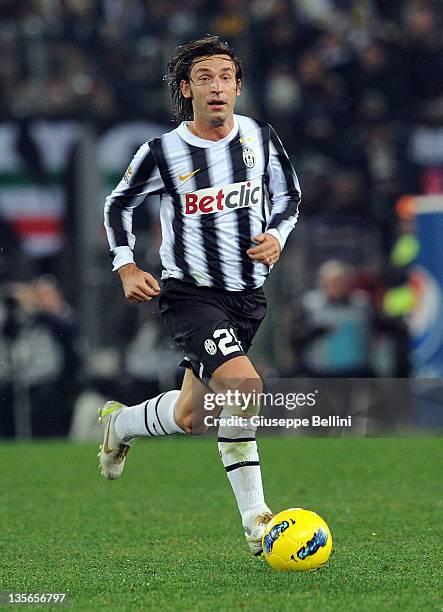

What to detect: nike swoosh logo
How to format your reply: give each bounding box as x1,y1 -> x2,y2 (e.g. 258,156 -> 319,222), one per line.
179,169 -> 200,181
103,419 -> 114,454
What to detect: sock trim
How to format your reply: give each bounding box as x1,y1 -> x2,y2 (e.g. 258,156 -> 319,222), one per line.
218,437 -> 256,443
144,400 -> 154,436
154,392 -> 168,434
225,461 -> 260,472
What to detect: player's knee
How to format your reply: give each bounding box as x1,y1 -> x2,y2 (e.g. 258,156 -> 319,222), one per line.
217,375 -> 263,417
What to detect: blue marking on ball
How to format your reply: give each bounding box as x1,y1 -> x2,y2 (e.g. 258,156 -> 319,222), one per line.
263,520 -> 290,554
296,527 -> 328,560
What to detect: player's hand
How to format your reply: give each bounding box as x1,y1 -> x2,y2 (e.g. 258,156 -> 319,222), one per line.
247,233 -> 281,266
117,263 -> 160,303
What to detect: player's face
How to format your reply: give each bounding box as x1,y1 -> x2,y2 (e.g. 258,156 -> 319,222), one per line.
181,55 -> 241,127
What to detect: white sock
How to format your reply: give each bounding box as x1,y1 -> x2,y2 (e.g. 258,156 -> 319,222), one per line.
115,390 -> 185,441
217,408 -> 270,533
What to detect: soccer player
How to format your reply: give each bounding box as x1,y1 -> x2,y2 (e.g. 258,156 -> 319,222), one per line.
101,36 -> 301,556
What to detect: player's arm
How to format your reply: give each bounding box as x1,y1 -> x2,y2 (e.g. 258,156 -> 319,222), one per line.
117,263 -> 160,303
104,142 -> 164,302
247,126 -> 301,266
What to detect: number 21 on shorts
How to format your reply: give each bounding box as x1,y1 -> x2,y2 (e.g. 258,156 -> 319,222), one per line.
213,328 -> 243,355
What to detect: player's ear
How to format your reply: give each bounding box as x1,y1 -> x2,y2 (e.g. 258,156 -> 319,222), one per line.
180,79 -> 192,99
236,79 -> 242,96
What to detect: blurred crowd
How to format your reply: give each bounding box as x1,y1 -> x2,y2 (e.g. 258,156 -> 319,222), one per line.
1,1 -> 441,124
0,0 -> 440,119
0,0 -> 442,436
0,275 -> 81,437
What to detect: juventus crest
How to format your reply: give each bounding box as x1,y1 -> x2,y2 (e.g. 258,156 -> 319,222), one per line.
242,147 -> 256,168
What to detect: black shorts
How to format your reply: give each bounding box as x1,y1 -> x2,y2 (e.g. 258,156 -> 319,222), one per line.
159,279 -> 266,381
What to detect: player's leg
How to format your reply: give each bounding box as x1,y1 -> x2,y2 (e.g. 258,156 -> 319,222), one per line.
125,350 -> 273,553
114,366 -> 210,437
98,366 -> 212,479
211,355 -> 273,556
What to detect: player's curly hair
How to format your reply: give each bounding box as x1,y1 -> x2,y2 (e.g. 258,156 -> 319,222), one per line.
166,35 -> 243,123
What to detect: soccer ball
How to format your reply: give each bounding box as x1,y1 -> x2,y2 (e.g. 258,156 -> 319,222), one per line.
262,508 -> 332,571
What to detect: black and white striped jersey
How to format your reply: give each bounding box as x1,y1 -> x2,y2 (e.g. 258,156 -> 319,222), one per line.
104,114 -> 301,292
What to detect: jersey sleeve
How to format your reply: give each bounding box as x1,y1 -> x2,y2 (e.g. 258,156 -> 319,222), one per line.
264,126 -> 301,250
104,141 -> 165,271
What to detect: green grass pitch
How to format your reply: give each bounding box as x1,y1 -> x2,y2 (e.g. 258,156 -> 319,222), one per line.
0,437 -> 441,611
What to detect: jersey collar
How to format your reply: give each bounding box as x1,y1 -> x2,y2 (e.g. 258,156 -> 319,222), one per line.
177,115 -> 239,147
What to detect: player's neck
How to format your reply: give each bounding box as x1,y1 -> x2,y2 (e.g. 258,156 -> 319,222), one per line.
187,115 -> 235,142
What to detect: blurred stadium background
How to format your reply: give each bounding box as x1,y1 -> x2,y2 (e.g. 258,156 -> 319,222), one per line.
0,0 -> 442,439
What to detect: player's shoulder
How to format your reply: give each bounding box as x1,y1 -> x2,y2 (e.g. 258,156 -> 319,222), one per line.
123,140 -> 153,176
236,114 -> 271,132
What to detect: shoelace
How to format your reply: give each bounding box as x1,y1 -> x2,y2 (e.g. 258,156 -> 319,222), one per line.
256,512 -> 274,526
116,445 -> 130,462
